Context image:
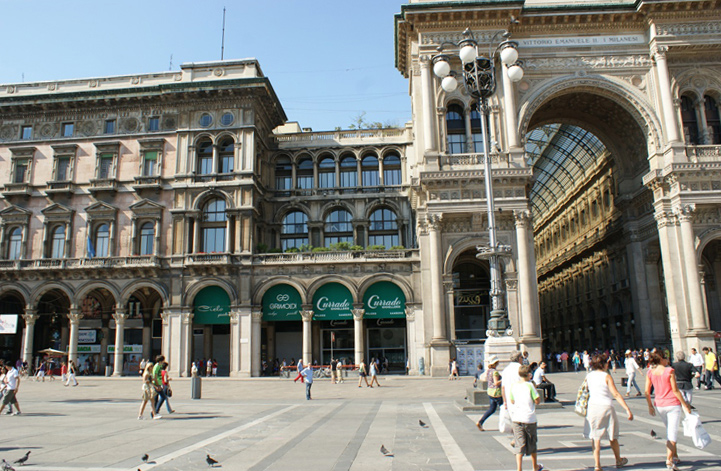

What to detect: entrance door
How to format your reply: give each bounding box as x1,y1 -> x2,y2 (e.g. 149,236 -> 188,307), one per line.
366,319 -> 406,373
320,320 -> 354,365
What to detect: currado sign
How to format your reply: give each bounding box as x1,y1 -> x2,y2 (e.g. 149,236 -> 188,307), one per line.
312,283 -> 353,320
193,286 -> 231,325
262,284 -> 302,321
363,281 -> 406,319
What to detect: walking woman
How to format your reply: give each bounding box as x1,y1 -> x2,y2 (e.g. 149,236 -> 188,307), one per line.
155,361 -> 175,415
624,350 -> 642,397
584,354 -> 633,471
476,356 -> 502,431
449,358 -> 459,380
369,359 -> 381,387
65,360 -> 78,387
357,359 -> 370,388
138,362 -> 159,420
645,349 -> 691,471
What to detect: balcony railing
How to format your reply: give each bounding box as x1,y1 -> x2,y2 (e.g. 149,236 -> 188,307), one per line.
0,256 -> 160,271
686,144 -> 721,163
254,249 -> 418,264
274,127 -> 411,147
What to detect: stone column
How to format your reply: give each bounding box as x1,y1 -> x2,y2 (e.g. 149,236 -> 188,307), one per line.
514,210 -> 541,343
654,211 -> 684,349
229,310 -> 241,376
67,308 -> 83,365
427,214 -> 446,341
501,63 -> 520,149
251,308 -> 262,377
676,204 -> 710,332
352,308 -> 365,366
180,310 -> 194,377
651,44 -> 681,143
444,280 -> 456,341
301,308 -> 313,365
22,309 -> 39,366
463,105 -> 473,153
420,58 -> 438,153
405,306 -> 417,375
112,307 -> 128,376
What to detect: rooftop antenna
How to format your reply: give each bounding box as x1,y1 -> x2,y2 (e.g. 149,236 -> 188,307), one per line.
169,54 -> 173,71
221,7 -> 226,60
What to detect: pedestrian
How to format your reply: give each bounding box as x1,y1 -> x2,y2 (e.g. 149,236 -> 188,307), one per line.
60,361 -> 68,382
561,351 -> 569,372
357,359 -> 370,388
336,358 -> 344,383
532,361 -> 556,402
152,355 -> 167,410
155,361 -> 175,415
212,359 -> 218,377
449,358 -> 459,380
472,362 -> 484,389
572,351 -> 581,373
0,362 -> 17,415
583,351 -> 591,372
584,354 -> 632,471
35,360 -> 46,382
0,361 -> 21,416
477,356 -> 502,431
369,359 -> 381,387
206,358 -> 212,377
300,363 -> 313,400
330,358 -> 337,384
502,350 -> 524,446
671,351 -> 694,407
522,351 -> 530,366
688,348 -> 704,389
508,365 -> 542,471
702,347 -> 721,389
65,360 -> 78,387
294,358 -> 305,383
623,350 -> 642,397
644,349 -> 691,471
138,362 -> 159,420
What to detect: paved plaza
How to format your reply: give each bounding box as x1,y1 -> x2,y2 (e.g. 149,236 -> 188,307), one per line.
1,370 -> 720,471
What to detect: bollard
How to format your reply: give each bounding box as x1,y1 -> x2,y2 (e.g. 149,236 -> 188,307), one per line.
191,374 -> 202,399
105,366 -> 112,377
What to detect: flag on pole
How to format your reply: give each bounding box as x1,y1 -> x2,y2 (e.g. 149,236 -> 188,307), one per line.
331,332 -> 335,343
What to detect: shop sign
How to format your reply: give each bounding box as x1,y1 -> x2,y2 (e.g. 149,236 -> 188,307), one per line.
312,283 -> 353,320
77,345 -> 101,353
455,291 -> 484,306
0,314 -> 18,334
193,286 -> 231,325
262,284 -> 302,321
107,345 -> 143,354
363,281 -> 406,319
78,330 -> 97,344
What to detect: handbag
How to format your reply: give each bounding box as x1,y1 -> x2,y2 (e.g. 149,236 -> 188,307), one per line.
682,411 -> 711,449
574,379 -> 589,417
498,407 -> 513,434
167,387 -> 173,398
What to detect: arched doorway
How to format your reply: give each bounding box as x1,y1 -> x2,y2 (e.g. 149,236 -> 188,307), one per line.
78,288 -> 116,375
363,280 -> 407,373
451,250 -> 490,342
124,287 -> 164,374
261,284 -> 303,373
702,239 -> 721,332
35,289 -> 71,370
192,286 -> 231,376
0,291 -> 24,361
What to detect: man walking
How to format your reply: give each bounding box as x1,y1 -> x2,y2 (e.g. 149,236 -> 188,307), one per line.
300,363 -> 313,400
672,351 -> 695,406
689,348 -> 705,389
703,347 -> 721,389
0,361 -> 22,416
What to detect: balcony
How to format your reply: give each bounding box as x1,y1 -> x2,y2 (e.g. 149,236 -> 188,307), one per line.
89,178 -> 118,193
274,127 -> 412,149
2,182 -> 32,197
132,175 -> 162,191
44,180 -> 76,197
686,144 -> 721,163
254,249 -> 418,265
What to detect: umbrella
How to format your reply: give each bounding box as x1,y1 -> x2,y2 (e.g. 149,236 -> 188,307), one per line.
37,348 -> 67,357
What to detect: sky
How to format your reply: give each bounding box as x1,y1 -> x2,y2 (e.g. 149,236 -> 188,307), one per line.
0,1 -> 411,132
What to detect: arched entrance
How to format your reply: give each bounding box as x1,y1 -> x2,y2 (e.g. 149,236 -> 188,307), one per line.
451,252 -> 490,342
0,291 -> 24,361
702,238 -> 721,333
313,282 -> 354,365
261,284 -> 303,373
35,289 -> 71,370
123,287 -> 164,375
362,280 -> 407,373
192,286 -> 231,376
78,288 -> 116,375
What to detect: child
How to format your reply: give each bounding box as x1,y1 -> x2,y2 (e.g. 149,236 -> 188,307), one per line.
509,365 -> 543,471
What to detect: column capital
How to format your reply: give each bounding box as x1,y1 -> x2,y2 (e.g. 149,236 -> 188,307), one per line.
352,309 -> 365,321
674,203 -> 696,222
67,309 -> 83,324
654,210 -> 677,228
229,310 -> 240,324
251,308 -> 263,322
300,310 -> 314,322
112,308 -> 129,324
426,213 -> 444,231
651,44 -> 669,61
514,210 -> 532,227
181,312 -> 194,325
23,311 -> 39,325
404,306 -> 415,321
442,280 -> 454,292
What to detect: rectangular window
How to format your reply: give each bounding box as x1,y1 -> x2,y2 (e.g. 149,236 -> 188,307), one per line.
297,175 -> 313,190
143,151 -> 158,176
276,176 -> 291,190
104,120 -> 116,134
447,134 -> 465,154
14,159 -> 28,183
199,156 -> 213,175
98,153 -> 114,179
362,170 -> 380,187
148,117 -> 160,132
56,157 -> 71,181
220,155 -> 234,174
319,172 -> 335,188
340,171 -> 357,188
62,123 -> 74,137
21,126 -> 32,140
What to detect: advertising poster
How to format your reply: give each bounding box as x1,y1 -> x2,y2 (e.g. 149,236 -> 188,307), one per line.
0,315 -> 18,334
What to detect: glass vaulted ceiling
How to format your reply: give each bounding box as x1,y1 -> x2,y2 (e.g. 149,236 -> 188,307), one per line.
526,124 -> 608,216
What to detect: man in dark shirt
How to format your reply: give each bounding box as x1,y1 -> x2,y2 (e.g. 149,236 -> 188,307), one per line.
672,351 -> 695,407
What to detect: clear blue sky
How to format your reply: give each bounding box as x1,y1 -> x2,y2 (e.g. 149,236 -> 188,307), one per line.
0,1 -> 410,132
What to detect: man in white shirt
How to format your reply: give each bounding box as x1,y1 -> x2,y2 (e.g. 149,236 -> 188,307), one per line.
502,351 -> 524,414
532,361 -> 556,402
689,348 -> 705,390
0,362 -> 22,415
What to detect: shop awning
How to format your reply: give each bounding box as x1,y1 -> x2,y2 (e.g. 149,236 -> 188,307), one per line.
262,284 -> 302,321
193,286 -> 231,324
363,281 -> 406,319
312,283 -> 353,320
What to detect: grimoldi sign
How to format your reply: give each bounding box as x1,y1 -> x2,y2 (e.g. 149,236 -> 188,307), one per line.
262,284 -> 302,321
193,286 -> 231,325
518,34 -> 644,48
363,281 -> 406,319
312,283 -> 353,321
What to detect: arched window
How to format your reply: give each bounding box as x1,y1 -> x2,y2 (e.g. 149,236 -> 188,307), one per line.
139,222 -> 155,256
7,227 -> 22,260
383,154 -> 401,187
281,211 -> 308,251
362,155 -> 379,187
681,95 -> 699,145
50,225 -> 65,259
446,104 -> 466,154
296,157 -> 314,190
705,95 -> 721,144
318,157 -> 336,188
201,198 -> 227,253
324,209 -> 353,246
275,156 -> 292,191
197,139 -> 213,174
368,208 -> 399,248
218,138 -> 234,174
470,104 -> 484,153
95,223 -> 110,258
340,156 -> 357,189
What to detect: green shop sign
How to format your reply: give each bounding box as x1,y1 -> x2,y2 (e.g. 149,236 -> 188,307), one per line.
194,286 -> 231,325
312,283 -> 352,320
262,284 -> 302,321
363,281 -> 406,319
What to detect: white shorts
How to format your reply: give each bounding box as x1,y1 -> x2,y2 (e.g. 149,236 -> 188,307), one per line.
656,405 -> 682,443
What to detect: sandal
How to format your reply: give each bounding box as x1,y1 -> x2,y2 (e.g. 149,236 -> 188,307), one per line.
616,457 -> 628,468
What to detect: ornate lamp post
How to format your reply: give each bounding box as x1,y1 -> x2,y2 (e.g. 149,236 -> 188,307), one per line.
432,27 -> 524,337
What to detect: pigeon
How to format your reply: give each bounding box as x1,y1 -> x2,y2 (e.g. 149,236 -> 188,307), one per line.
206,454 -> 218,467
141,454 -> 149,463
650,429 -> 657,439
13,452 -> 29,466
2,459 -> 16,471
419,419 -> 428,427
380,445 -> 393,456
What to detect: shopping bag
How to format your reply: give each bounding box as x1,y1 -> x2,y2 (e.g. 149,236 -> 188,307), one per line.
498,407 -> 513,434
574,379 -> 589,417
682,411 -> 711,449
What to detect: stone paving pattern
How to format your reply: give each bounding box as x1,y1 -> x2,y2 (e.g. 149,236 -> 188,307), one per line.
0,370 -> 720,470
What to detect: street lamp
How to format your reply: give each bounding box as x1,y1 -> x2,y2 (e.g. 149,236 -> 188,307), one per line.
432,27 -> 524,337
